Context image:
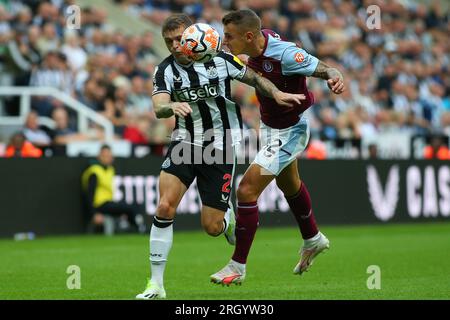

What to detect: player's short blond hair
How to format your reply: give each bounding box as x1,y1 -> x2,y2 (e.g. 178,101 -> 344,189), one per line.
222,9 -> 261,32
162,14 -> 193,35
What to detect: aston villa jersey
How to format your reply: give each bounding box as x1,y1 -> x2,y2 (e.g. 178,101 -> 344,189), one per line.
247,29 -> 319,129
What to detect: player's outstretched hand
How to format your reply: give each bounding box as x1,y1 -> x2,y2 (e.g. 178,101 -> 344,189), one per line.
327,77 -> 345,94
274,91 -> 306,108
172,102 -> 193,117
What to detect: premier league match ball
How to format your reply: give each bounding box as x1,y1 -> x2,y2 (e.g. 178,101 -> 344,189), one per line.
180,23 -> 222,63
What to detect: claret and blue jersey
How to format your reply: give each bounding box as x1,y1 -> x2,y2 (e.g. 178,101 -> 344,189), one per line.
247,29 -> 319,129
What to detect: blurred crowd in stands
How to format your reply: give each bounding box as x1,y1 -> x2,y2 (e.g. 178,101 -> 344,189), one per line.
0,0 -> 449,159
0,0 -> 170,151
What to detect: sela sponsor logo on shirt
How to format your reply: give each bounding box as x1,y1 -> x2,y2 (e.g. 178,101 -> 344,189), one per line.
174,84 -> 219,102
294,52 -> 305,63
263,60 -> 273,72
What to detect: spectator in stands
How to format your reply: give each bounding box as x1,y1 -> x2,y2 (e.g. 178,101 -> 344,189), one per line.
51,107 -> 96,145
137,0 -> 171,26
148,117 -> 174,145
36,22 -> 60,55
81,144 -> 145,233
319,107 -> 338,140
25,25 -> 43,64
103,83 -> 130,136
32,2 -> 58,28
4,132 -> 43,158
368,143 -> 379,160
305,139 -> 327,160
22,110 -> 52,148
6,30 -> 40,85
127,75 -> 153,118
123,116 -> 150,144
3,26 -> 41,116
138,31 -> 158,64
423,135 -> 450,160
115,51 -> 141,79
77,77 -> 108,112
12,6 -> 33,35
85,29 -> 112,55
29,51 -> 73,116
60,31 -> 88,72
1,0 -> 449,158
0,5 -> 12,43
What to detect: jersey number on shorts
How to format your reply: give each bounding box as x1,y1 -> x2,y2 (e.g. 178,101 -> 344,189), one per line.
263,139 -> 283,158
222,174 -> 232,193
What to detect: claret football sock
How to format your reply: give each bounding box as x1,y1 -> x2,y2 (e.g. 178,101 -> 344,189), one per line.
149,216 -> 174,287
231,201 -> 259,264
285,182 -> 319,239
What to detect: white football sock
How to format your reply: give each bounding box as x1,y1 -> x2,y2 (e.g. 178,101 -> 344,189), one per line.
304,231 -> 322,245
149,217 -> 173,287
220,207 -> 232,234
230,259 -> 246,273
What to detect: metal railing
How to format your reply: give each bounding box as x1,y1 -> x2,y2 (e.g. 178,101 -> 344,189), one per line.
0,86 -> 114,142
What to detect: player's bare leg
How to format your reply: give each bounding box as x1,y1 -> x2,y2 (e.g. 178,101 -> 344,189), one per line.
275,160 -> 301,196
211,164 -> 274,285
201,205 -> 236,245
276,161 -> 329,275
136,171 -> 187,300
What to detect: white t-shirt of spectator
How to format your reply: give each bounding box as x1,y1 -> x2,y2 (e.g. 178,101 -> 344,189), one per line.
30,68 -> 74,94
61,44 -> 88,71
23,128 -> 51,146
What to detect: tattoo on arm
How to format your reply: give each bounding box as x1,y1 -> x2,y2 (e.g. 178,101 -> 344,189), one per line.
311,60 -> 344,81
155,103 -> 174,118
240,67 -> 280,98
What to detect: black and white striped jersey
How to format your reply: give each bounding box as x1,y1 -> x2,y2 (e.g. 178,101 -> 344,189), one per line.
152,51 -> 246,150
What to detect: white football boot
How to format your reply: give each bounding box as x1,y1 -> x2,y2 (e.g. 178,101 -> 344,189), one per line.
210,260 -> 245,286
136,279 -> 166,300
293,231 -> 330,275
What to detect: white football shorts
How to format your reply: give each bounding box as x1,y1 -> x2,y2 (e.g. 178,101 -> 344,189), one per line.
253,115 -> 310,176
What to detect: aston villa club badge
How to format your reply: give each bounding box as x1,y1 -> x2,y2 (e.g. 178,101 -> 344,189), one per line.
263,60 -> 273,72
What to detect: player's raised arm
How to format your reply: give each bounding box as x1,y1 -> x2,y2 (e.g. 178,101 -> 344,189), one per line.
279,45 -> 345,95
310,60 -> 345,95
152,92 -> 192,118
239,67 -> 306,108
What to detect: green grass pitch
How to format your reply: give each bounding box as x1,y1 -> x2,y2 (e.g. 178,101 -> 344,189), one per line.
1,222 -> 449,300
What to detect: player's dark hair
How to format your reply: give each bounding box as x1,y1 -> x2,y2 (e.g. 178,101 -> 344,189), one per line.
222,9 -> 261,31
100,144 -> 111,152
162,14 -> 193,34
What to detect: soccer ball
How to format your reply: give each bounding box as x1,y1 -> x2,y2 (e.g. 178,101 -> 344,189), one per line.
180,23 -> 222,63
